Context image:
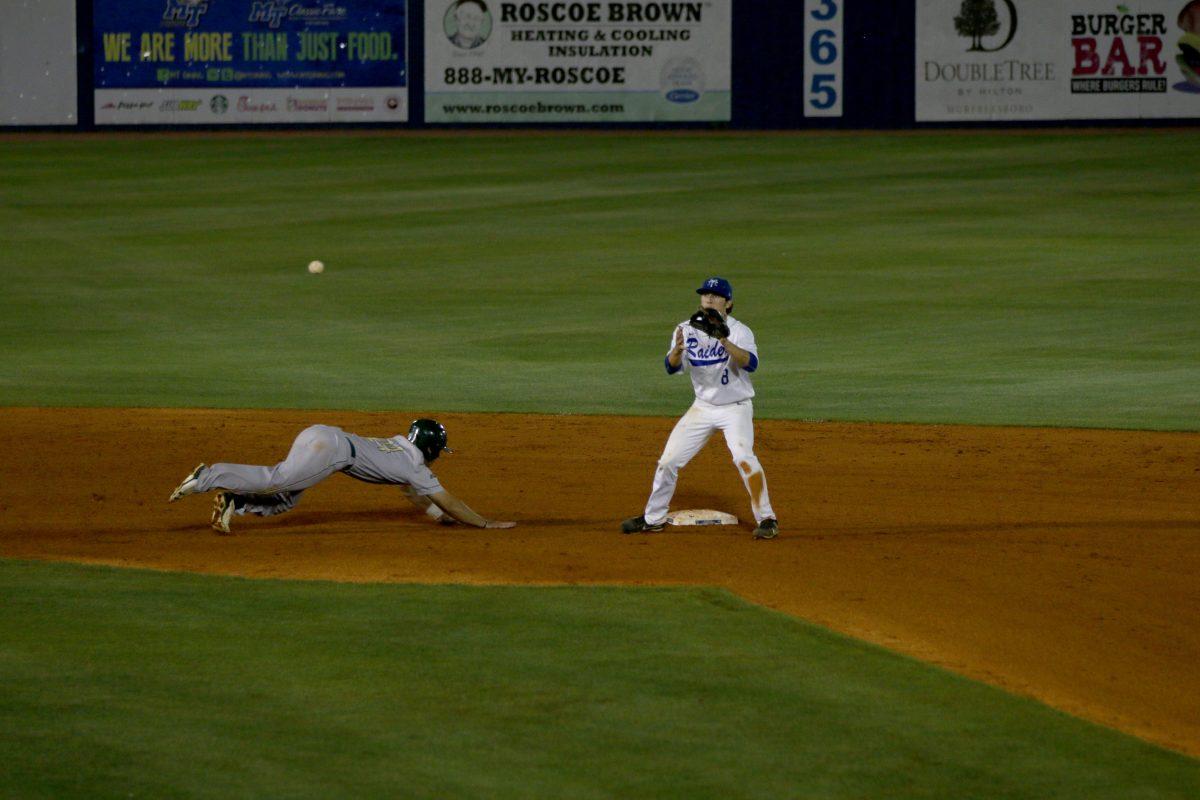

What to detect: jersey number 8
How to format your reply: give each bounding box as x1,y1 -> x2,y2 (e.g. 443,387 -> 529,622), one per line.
720,368 -> 729,385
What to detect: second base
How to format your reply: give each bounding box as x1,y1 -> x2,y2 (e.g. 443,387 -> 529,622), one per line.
666,509 -> 739,526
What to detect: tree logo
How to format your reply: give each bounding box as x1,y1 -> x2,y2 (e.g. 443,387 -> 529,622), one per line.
954,0 -> 1018,52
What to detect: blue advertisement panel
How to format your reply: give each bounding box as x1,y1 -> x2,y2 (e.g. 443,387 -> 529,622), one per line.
94,0 -> 408,123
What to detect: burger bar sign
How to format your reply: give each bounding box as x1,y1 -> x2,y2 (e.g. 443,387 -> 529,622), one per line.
916,0 -> 1200,120
1069,0 -> 1200,97
1070,10 -> 1170,93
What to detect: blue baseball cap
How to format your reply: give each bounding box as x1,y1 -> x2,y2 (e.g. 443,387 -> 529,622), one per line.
696,277 -> 733,300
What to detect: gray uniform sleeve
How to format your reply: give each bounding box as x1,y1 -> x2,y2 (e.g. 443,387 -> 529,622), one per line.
408,464 -> 443,496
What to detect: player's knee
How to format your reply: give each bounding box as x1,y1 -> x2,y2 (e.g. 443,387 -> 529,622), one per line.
655,458 -> 682,475
732,454 -> 761,476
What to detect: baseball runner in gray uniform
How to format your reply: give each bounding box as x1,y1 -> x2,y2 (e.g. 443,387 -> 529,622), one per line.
168,418 -> 515,533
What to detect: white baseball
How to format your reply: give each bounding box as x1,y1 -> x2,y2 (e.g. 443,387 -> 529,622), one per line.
307,260 -> 325,274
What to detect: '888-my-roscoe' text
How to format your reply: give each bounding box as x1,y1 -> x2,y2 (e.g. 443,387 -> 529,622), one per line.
444,66 -> 626,84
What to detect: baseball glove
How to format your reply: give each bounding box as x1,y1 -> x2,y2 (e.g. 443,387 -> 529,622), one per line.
689,307 -> 730,339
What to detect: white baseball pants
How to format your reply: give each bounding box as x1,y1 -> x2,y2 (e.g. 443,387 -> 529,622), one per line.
643,398 -> 776,526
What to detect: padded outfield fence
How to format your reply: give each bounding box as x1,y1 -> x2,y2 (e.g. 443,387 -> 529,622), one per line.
3,0 -> 1200,129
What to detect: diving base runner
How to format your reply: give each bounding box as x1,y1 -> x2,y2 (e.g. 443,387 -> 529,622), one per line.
169,418 -> 515,534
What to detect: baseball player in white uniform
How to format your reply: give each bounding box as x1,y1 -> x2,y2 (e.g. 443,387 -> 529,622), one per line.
621,277 -> 779,539
168,418 -> 515,534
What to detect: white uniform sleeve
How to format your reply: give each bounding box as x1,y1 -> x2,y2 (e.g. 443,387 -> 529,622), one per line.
729,320 -> 759,374
732,324 -> 757,355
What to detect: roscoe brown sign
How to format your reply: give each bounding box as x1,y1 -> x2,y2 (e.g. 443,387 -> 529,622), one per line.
425,0 -> 729,122
496,2 -> 702,22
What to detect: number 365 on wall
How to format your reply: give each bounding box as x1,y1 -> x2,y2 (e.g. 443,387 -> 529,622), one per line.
804,0 -> 843,117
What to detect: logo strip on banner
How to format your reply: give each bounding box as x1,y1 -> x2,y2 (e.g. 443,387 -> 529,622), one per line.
93,0 -> 409,124
804,0 -> 844,117
424,0 -> 731,122
916,0 -> 1200,121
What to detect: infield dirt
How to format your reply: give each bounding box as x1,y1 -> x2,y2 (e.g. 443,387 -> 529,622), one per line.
1,408 -> 1197,757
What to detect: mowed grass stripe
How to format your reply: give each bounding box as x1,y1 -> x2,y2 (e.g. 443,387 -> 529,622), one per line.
0,132 -> 1196,428
0,559 -> 1196,799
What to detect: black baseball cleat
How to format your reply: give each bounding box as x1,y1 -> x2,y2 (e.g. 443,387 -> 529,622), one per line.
621,515 -> 665,534
752,518 -> 779,540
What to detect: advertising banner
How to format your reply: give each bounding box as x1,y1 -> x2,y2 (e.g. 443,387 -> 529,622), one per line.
424,0 -> 731,123
94,0 -> 409,124
917,0 -> 1200,120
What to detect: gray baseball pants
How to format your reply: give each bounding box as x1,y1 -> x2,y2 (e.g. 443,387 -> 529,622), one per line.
194,424 -> 355,517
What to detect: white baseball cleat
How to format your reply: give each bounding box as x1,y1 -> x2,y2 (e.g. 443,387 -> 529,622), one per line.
169,464 -> 206,502
211,492 -> 235,535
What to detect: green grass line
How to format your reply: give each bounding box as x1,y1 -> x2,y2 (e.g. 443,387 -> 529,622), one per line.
1,559 -> 1196,798
1,132 -> 1196,429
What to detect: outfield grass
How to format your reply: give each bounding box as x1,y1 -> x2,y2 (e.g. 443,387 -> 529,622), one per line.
0,131 -> 1196,428
3,131 -> 1196,798
0,559 -> 1195,799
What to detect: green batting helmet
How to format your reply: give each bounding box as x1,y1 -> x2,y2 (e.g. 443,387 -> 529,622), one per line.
407,418 -> 453,463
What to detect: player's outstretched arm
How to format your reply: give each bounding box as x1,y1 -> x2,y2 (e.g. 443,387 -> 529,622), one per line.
400,485 -> 456,524
428,489 -> 516,529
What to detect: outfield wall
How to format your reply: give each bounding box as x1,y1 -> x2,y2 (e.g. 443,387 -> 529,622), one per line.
0,0 -> 78,125
2,0 -> 1198,128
